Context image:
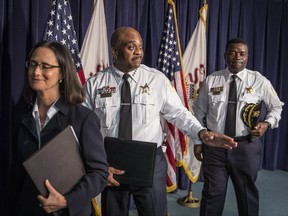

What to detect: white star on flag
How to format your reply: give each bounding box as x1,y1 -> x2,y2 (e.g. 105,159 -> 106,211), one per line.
42,0 -> 85,84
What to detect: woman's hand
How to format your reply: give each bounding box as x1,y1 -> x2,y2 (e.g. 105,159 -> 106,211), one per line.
37,179 -> 67,213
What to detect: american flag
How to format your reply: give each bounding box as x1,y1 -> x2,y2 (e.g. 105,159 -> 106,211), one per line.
43,0 -> 85,85
157,0 -> 189,191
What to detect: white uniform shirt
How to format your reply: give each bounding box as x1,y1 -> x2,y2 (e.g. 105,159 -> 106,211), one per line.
84,64 -> 205,147
194,68 -> 284,137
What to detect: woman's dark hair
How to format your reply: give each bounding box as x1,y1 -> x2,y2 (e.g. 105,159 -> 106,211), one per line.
22,41 -> 85,105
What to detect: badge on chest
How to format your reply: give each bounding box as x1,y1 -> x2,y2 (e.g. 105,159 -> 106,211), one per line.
210,86 -> 223,95
97,86 -> 116,98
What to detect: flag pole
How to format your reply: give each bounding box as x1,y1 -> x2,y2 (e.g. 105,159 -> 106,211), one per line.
177,0 -> 208,208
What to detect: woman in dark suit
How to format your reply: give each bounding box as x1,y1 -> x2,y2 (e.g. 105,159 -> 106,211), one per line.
6,41 -> 108,216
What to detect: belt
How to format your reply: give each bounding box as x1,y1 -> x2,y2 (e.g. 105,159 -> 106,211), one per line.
233,135 -> 250,142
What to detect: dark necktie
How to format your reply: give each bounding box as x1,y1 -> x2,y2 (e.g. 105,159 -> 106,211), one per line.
118,73 -> 132,139
224,74 -> 237,137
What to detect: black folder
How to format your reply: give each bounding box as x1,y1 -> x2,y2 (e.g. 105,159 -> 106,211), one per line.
104,137 -> 157,187
23,125 -> 85,198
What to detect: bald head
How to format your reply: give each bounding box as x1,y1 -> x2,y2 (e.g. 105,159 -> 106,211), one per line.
110,27 -> 141,48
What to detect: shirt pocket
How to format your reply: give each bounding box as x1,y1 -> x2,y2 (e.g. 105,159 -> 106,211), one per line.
208,92 -> 226,117
95,96 -> 119,128
133,93 -> 156,124
209,92 -> 226,105
239,92 -> 260,104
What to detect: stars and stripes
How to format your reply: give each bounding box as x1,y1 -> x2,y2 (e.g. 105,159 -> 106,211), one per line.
157,16 -> 181,81
157,0 -> 189,192
43,0 -> 85,84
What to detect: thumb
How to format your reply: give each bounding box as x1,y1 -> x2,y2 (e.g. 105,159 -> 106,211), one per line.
45,179 -> 57,195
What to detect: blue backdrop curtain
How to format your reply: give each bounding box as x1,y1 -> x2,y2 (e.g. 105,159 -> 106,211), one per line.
0,0 -> 287,194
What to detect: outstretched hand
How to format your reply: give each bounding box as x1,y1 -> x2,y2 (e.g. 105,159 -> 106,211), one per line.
199,130 -> 238,149
37,179 -> 67,214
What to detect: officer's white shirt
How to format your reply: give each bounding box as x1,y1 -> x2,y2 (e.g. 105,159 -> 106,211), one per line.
194,68 -> 284,137
84,64 -> 205,147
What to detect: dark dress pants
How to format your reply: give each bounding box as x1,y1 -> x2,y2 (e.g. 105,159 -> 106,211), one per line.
101,148 -> 167,216
200,138 -> 261,216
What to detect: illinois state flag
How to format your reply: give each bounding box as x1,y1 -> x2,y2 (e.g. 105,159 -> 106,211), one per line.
182,2 -> 208,183
157,0 -> 189,192
79,0 -> 109,215
43,0 -> 85,85
80,0 -> 109,80
183,2 -> 208,102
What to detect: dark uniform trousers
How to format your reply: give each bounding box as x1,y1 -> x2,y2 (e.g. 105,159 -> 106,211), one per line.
200,137 -> 261,216
101,147 -> 167,216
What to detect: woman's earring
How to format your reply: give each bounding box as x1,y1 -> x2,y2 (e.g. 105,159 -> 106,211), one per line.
59,79 -> 63,83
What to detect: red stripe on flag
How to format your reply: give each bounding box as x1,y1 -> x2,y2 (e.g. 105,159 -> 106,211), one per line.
157,0 -> 190,192
165,139 -> 176,187
77,68 -> 86,85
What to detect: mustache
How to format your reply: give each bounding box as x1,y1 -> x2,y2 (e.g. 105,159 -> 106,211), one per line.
132,56 -> 143,61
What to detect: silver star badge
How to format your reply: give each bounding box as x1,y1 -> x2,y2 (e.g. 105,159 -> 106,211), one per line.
140,83 -> 150,94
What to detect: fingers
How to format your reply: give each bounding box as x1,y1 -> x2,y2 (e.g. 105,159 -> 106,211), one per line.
107,174 -> 121,186
221,144 -> 234,150
45,179 -> 57,194
108,167 -> 125,186
37,179 -> 52,205
37,195 -> 45,205
109,167 -> 125,175
202,132 -> 237,149
195,153 -> 203,161
250,122 -> 269,137
223,141 -> 237,149
37,179 -> 67,213
215,133 -> 238,148
194,145 -> 203,161
37,194 -> 53,213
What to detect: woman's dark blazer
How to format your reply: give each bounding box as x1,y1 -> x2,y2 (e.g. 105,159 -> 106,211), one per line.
6,97 -> 109,216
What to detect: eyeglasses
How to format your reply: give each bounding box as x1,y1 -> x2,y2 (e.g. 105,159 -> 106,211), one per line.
26,60 -> 61,73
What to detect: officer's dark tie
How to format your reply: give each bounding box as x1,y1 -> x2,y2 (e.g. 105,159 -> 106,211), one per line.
119,73 -> 132,140
224,74 -> 237,137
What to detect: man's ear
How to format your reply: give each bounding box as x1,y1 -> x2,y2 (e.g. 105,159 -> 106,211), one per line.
112,47 -> 118,58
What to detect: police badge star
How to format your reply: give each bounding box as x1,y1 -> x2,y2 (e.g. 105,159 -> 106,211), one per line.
246,86 -> 253,94
241,101 -> 267,129
140,83 -> 151,94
